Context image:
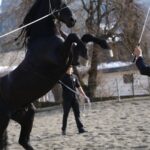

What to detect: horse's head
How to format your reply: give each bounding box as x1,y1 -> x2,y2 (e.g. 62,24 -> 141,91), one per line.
52,0 -> 76,28
19,0 -> 76,41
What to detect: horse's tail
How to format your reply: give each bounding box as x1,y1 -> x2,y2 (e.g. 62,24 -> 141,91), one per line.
81,34 -> 110,49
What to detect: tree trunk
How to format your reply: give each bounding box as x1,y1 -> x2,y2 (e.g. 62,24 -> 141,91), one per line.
88,44 -> 98,99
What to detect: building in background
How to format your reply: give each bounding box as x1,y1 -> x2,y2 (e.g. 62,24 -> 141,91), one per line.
78,62 -> 150,98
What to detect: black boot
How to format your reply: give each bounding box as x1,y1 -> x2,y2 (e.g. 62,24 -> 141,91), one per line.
78,128 -> 87,134
62,130 -> 66,135
19,139 -> 34,150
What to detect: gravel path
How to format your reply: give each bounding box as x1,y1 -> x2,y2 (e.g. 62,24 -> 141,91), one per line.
7,98 -> 150,150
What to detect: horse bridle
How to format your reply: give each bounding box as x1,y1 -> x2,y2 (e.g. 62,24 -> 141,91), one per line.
48,0 -> 67,19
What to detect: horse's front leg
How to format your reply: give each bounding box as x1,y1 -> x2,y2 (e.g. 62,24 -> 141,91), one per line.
61,33 -> 87,59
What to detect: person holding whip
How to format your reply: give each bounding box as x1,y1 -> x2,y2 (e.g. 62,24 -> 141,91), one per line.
133,7 -> 150,75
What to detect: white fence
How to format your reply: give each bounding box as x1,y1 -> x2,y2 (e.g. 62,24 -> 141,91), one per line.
38,91 -> 55,102
95,72 -> 150,98
1,66 -> 150,103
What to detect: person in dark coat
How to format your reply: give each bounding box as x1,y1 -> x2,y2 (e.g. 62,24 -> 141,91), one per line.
134,46 -> 150,76
60,65 -> 89,135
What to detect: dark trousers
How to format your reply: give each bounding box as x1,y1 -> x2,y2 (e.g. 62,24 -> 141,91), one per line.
62,97 -> 83,131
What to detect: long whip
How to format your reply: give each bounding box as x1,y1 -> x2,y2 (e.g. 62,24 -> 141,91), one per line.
133,6 -> 150,62
138,7 -> 150,44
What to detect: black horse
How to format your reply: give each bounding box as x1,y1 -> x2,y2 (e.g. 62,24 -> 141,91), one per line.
0,32 -> 111,150
0,0 -> 110,149
0,0 -> 79,116
0,0 -> 81,149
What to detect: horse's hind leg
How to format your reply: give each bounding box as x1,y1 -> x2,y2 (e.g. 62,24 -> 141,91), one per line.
0,131 -> 8,150
11,104 -> 35,150
19,105 -> 35,150
0,114 -> 9,150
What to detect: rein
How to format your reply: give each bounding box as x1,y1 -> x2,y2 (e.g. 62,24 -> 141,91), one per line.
0,2 -> 71,39
59,80 -> 81,96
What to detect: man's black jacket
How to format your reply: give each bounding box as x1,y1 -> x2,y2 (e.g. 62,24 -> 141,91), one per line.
136,57 -> 150,76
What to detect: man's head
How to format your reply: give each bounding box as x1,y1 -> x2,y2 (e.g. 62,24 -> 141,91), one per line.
66,65 -> 73,75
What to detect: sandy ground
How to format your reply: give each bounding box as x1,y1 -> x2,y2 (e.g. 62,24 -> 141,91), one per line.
7,98 -> 150,150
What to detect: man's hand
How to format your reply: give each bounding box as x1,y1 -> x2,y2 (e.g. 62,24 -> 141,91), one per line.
134,46 -> 143,58
84,96 -> 91,104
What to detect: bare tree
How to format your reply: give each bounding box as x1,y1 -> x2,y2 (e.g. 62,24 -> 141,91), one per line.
80,0 -> 144,98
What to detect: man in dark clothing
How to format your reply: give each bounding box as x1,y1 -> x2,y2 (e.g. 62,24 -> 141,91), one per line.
60,65 -> 89,135
134,46 -> 150,76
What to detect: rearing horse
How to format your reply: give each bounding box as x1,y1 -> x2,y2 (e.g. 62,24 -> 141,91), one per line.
0,0 -> 82,114
0,0 -> 88,149
0,0 -> 111,149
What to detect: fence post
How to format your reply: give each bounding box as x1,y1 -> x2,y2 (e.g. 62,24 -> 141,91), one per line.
116,79 -> 121,102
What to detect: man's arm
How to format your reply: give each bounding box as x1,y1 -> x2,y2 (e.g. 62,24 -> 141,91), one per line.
136,57 -> 150,76
134,46 -> 150,76
78,86 -> 87,97
75,75 -> 90,103
78,86 -> 90,104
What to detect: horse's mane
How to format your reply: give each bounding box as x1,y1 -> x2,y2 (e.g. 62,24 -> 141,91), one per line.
15,0 -> 49,46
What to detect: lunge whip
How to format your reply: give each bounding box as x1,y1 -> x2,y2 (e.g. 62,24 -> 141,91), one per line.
133,6 -> 150,62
